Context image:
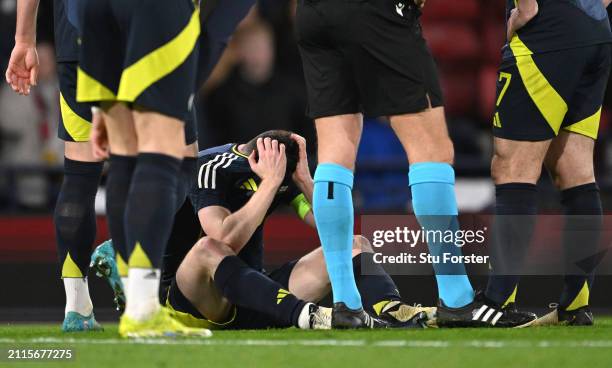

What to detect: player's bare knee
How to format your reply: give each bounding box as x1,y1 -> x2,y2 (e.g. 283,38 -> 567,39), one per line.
352,235 -> 373,255
550,166 -> 595,190
192,237 -> 235,273
491,151 -> 541,184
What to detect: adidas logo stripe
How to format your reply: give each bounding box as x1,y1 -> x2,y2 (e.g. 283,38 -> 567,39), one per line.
198,153 -> 239,189
473,304 -> 503,326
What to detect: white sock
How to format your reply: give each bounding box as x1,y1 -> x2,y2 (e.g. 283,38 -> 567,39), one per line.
121,276 -> 129,295
297,303 -> 314,329
64,277 -> 93,316
124,268 -> 161,321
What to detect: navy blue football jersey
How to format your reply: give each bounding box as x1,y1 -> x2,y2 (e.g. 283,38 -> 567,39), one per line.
190,143 -> 302,271
54,0 -> 80,62
503,0 -> 612,59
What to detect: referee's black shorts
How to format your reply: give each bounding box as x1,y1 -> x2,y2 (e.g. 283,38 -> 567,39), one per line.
296,0 -> 443,119
76,0 -> 200,126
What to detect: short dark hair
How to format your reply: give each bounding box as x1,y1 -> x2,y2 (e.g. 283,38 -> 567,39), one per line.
243,130 -> 299,177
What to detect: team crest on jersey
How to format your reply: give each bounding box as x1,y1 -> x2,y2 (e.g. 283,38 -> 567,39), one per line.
395,2 -> 406,16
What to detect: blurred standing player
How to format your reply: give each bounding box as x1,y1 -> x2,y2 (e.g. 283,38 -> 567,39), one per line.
295,0 -> 492,327
5,0 -> 105,332
487,0 -> 612,326
90,0 -> 259,312
77,0 -> 209,337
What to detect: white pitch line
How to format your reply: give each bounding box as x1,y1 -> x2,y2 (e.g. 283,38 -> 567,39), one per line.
1,338 -> 612,349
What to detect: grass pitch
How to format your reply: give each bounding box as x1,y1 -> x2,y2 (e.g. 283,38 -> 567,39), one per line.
1,319 -> 612,368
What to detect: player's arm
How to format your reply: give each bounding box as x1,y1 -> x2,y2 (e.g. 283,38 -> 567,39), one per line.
290,133 -> 316,228
5,0 -> 40,95
603,0 -> 612,7
198,138 -> 287,253
506,0 -> 539,41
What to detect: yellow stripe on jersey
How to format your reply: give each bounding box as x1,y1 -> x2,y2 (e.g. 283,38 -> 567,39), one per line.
117,8 -> 201,102
564,107 -> 601,140
509,35 -> 568,134
60,93 -> 91,142
76,67 -> 116,102
62,252 -> 83,278
290,193 -> 312,220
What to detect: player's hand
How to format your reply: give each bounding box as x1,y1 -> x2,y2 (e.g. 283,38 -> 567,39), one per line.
248,137 -> 287,187
290,133 -> 312,185
413,0 -> 426,9
90,108 -> 110,160
506,2 -> 539,41
5,42 -> 39,95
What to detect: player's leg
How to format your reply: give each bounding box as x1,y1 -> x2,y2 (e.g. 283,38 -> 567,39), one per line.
122,109 -> 185,321
483,58 -> 553,322
174,237 -> 315,329
312,114 -> 363,313
55,62 -> 104,331
288,235 -> 429,327
296,0 -> 366,326
389,107 -> 475,310
543,132 -> 600,325
102,0 -> 204,335
102,102 -> 138,298
481,43 -> 588,327
345,1 -> 474,311
485,137 -> 550,305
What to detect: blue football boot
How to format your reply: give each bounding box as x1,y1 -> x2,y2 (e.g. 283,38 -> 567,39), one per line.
90,240 -> 126,312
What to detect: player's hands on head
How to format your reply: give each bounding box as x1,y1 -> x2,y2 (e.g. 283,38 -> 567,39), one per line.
506,1 -> 539,41
248,137 -> 287,187
290,133 -> 312,185
5,42 -> 39,96
90,108 -> 110,160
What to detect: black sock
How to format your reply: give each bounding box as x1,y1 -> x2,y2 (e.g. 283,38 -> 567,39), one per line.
175,157 -> 197,212
559,183 -> 602,310
106,154 -> 137,264
353,253 -> 401,315
160,200 -> 202,302
54,158 -> 104,277
486,183 -> 538,305
124,153 -> 181,268
214,256 -> 306,328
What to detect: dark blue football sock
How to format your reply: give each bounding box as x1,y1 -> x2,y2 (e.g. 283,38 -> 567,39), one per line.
55,158 -> 104,277
214,255 -> 306,327
106,154 -> 136,265
485,183 -> 537,306
124,153 -> 181,268
352,252 -> 401,315
559,183 -> 602,310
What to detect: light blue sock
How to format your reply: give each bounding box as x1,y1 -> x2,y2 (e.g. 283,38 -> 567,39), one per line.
409,162 -> 474,308
313,163 -> 362,310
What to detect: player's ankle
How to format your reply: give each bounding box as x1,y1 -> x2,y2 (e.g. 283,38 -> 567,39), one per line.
124,297 -> 160,322
297,303 -> 314,329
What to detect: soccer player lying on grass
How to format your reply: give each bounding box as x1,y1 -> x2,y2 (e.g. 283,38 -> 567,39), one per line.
162,130 -> 433,329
